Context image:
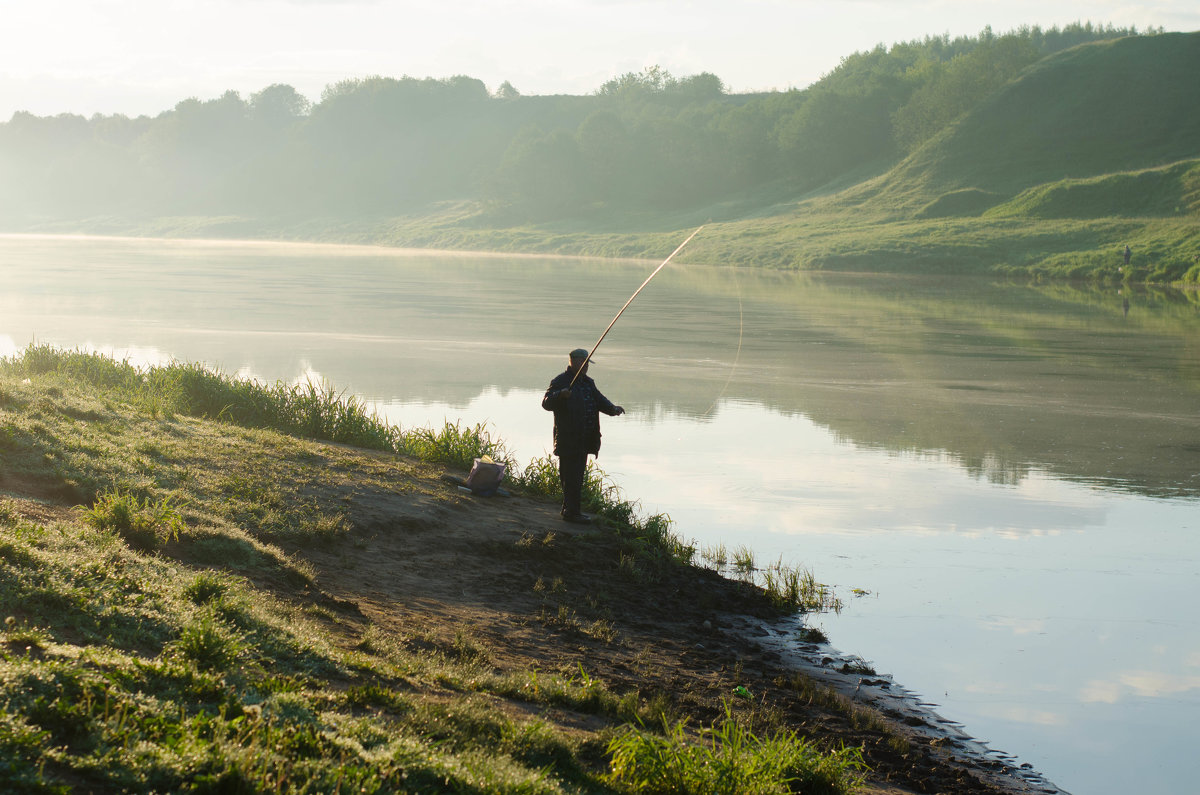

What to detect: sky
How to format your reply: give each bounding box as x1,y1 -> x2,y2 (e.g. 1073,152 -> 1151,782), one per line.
2,0 -> 1197,120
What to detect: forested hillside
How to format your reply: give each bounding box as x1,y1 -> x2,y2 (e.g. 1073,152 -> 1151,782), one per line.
0,23 -> 1152,225
3,22 -> 1197,281
850,31 -> 1200,217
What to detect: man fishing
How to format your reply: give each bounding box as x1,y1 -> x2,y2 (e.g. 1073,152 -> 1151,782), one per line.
540,226 -> 701,524
542,348 -> 624,524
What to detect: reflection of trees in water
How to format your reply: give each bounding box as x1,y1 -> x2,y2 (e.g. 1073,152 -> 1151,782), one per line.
1015,278 -> 1200,317
7,238 -> 1199,500
286,265 -> 1200,501
596,271 -> 1200,499
961,453 -> 1032,487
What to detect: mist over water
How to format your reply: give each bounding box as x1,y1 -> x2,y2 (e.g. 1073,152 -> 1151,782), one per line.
3,235 -> 1199,795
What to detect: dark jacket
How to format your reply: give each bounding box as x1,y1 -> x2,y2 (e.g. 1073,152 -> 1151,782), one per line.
542,369 -> 620,456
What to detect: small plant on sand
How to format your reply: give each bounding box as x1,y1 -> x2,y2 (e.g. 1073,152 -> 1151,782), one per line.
840,659 -> 876,676
795,625 -> 829,644
79,488 -> 186,551
298,510 -> 352,542
585,618 -> 619,643
451,628 -> 491,664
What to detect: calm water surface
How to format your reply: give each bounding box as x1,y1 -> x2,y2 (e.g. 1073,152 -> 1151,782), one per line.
3,235 -> 1199,795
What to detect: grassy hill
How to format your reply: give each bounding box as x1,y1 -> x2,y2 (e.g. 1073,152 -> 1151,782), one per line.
872,32 -> 1200,216
743,32 -> 1200,280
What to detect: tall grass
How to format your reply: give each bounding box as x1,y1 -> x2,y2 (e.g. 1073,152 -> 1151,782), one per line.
4,346 -> 402,449
607,707 -> 865,795
760,560 -> 843,614
514,454 -> 696,568
700,544 -> 841,613
400,420 -> 511,470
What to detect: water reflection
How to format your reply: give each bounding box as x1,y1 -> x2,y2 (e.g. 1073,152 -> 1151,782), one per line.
4,234 -> 1198,501
3,235 -> 1199,795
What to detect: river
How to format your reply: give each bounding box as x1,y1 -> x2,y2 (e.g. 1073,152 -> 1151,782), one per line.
2,234 -> 1198,794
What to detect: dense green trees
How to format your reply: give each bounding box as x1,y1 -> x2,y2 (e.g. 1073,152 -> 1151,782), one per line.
0,24 -> 1151,226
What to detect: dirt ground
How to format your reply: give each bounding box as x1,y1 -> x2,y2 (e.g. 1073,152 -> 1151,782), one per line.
279,458 -> 1064,795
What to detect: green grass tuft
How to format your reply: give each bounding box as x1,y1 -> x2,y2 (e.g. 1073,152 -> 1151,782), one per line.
171,611 -> 244,671
79,488 -> 186,552
606,707 -> 866,795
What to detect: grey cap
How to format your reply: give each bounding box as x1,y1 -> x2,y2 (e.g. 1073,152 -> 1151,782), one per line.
569,348 -> 589,363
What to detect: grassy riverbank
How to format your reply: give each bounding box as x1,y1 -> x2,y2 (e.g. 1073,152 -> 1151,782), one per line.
0,346 -> 1035,794
303,198 -> 1200,283
36,164 -> 1198,284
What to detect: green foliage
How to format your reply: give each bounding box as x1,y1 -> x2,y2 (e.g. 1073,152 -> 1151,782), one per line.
879,31 -> 1199,217
606,710 -> 866,795
171,611 -> 244,671
80,488 -> 186,551
760,561 -> 843,614
511,454 -> 561,498
0,24 -> 1150,228
892,32 -> 1041,153
401,420 -> 511,470
5,26 -> 1192,283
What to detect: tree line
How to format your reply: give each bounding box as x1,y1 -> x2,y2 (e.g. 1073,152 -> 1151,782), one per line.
0,23 -> 1155,224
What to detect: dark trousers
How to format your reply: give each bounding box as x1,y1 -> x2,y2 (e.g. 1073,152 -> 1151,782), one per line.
557,448 -> 588,517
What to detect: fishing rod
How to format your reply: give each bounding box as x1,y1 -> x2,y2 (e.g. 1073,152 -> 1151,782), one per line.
570,225 -> 704,388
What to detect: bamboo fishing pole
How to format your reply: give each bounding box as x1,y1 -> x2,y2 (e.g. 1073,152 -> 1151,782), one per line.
569,225 -> 704,388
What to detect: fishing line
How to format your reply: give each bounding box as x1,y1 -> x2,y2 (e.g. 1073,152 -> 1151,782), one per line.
570,225 -> 704,388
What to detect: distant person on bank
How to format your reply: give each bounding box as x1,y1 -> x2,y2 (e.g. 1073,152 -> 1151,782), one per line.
542,348 -> 625,523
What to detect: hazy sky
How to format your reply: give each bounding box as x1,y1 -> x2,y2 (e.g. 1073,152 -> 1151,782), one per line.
3,0 -> 1197,120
